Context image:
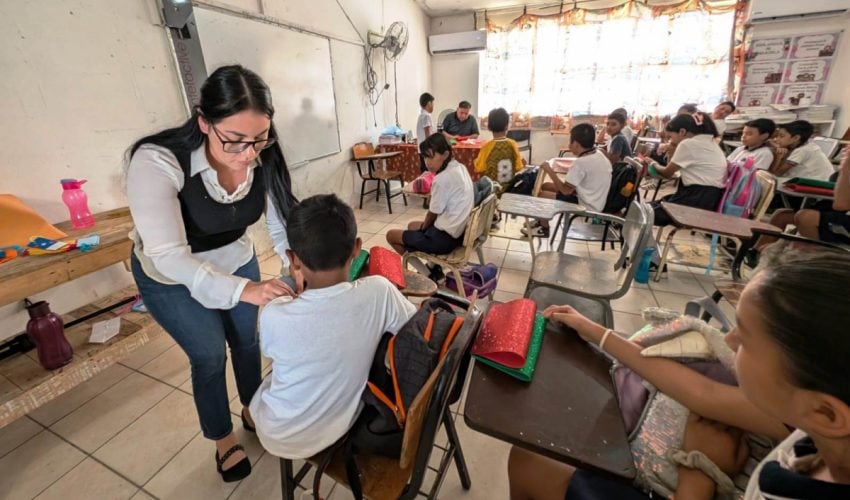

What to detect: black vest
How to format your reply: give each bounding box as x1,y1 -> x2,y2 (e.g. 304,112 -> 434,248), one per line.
173,149 -> 266,253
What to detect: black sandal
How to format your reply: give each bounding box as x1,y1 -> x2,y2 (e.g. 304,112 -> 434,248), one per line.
216,444 -> 251,482
241,408 -> 256,433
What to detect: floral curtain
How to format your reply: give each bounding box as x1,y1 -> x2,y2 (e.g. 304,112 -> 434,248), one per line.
479,0 -> 744,125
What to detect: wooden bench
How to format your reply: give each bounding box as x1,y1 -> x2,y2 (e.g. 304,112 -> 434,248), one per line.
0,208 -> 165,428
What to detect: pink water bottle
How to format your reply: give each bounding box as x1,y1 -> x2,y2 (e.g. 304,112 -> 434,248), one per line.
60,179 -> 95,229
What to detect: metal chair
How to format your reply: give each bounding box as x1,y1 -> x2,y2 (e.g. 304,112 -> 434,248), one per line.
353,142 -> 407,214
404,195 -> 498,299
549,158 -> 645,251
525,201 -> 653,328
278,295 -> 484,500
507,130 -> 532,164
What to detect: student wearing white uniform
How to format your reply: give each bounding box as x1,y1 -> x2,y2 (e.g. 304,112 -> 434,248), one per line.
711,100 -> 736,137
251,194 -> 416,459
416,92 -> 435,173
508,248 -> 850,500
387,133 -> 474,255
646,112 -> 727,227
726,118 -> 776,171
771,121 -> 835,181
127,66 -> 299,482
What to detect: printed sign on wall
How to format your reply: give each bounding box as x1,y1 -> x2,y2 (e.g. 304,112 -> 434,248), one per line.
739,31 -> 842,106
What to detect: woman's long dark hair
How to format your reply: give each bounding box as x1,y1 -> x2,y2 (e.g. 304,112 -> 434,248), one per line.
129,65 -> 296,221
666,112 -> 719,138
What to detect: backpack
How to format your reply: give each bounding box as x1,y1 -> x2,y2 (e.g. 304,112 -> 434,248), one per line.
719,156 -> 761,219
311,298 -> 466,499
603,162 -> 638,214
505,167 -> 539,195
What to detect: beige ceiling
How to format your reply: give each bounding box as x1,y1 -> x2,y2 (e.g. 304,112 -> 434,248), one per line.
416,0 -> 736,17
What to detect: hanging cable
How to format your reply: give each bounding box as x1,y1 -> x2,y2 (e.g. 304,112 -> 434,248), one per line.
393,61 -> 400,126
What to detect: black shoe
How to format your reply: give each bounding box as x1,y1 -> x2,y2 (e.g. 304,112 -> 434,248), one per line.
648,262 -> 668,275
427,264 -> 445,284
744,248 -> 760,268
241,408 -> 255,433
216,444 -> 251,482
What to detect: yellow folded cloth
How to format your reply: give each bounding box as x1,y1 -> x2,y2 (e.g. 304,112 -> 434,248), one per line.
0,194 -> 67,248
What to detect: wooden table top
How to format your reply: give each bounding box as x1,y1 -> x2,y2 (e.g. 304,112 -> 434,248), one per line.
353,151 -> 402,161
660,202 -> 781,240
464,318 -> 635,480
0,208 -> 133,307
498,193 -> 584,220
400,270 -> 437,298
777,184 -> 835,202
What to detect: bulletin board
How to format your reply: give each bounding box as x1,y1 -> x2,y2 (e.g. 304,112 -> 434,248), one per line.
738,31 -> 842,107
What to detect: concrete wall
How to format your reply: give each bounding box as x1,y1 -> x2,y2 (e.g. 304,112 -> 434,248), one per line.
0,0 -> 431,340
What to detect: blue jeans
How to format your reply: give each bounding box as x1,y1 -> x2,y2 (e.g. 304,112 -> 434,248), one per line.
131,253 -> 261,440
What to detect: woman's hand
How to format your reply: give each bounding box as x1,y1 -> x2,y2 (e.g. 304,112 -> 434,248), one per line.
542,305 -> 607,344
683,413 -> 750,477
240,278 -> 296,305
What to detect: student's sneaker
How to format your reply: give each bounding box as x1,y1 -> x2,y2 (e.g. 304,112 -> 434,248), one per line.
648,262 -> 668,276
520,225 -> 549,238
426,264 -> 445,284
744,248 -> 760,269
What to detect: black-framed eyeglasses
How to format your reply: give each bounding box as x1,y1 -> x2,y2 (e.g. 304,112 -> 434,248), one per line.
209,124 -> 277,154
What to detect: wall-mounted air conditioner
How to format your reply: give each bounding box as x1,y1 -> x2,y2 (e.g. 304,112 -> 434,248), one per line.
750,0 -> 849,24
428,31 -> 486,55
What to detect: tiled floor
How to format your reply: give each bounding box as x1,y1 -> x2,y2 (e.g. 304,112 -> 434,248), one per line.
1,194 -> 737,499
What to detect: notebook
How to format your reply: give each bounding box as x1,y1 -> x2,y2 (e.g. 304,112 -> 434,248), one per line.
474,313 -> 546,383
367,246 -> 407,289
348,249 -> 369,281
472,298 -> 546,381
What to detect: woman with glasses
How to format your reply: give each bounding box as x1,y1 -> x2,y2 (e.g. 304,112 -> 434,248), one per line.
126,65 -> 297,482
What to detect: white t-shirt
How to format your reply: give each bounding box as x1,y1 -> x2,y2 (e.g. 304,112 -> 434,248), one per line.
430,160 -> 474,238
621,126 -> 635,146
670,134 -> 727,188
715,118 -> 727,137
727,145 -> 774,171
250,276 -> 417,459
785,142 -> 835,180
416,109 -> 433,145
565,150 -> 612,212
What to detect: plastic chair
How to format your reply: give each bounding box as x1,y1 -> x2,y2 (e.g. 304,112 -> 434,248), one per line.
549,158 -> 645,251
525,201 -> 653,328
404,195 -> 498,299
278,295 -> 484,500
353,142 -> 407,214
507,130 -> 532,164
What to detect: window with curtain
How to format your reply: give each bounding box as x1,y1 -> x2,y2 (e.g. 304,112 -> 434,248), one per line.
480,2 -> 738,121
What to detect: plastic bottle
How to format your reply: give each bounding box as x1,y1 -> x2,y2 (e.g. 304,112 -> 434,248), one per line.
25,300 -> 73,370
60,179 -> 95,229
634,247 -> 655,284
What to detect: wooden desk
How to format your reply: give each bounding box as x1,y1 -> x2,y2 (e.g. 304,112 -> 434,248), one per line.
0,208 -> 134,307
378,143 -> 483,182
777,184 -> 834,209
657,202 -> 781,281
400,270 -> 437,298
464,309 -> 635,480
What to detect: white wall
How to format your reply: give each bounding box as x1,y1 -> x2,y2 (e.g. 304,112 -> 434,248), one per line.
429,14 -> 569,163
0,0 -> 431,340
750,11 -> 850,137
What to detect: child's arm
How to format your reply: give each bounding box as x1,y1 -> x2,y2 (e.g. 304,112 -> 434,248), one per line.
834,148 -> 850,211
543,305 -> 790,440
771,157 -> 795,177
650,159 -> 682,179
541,161 -> 576,195
420,211 -> 438,230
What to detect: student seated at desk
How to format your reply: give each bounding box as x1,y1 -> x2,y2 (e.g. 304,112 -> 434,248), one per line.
509,246 -> 850,500
711,100 -> 736,138
249,194 -> 416,460
726,118 -> 775,171
387,133 -> 474,258
769,120 -> 834,181
522,123 -> 612,238
644,112 -> 727,227
601,112 -> 632,164
474,107 -> 524,190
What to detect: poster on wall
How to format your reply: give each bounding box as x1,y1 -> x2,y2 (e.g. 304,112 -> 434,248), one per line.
739,31 -> 842,106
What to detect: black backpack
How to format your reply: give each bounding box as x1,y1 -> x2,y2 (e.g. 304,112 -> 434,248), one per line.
311,298 -> 465,499
603,162 -> 638,214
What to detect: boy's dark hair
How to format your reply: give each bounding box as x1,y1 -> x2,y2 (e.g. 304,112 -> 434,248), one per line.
570,123 -> 596,149
419,92 -> 434,108
458,100 -> 472,109
608,112 -> 626,126
419,133 -> 453,167
778,120 -> 815,145
666,112 -> 719,138
286,194 -> 357,272
487,108 -> 510,133
721,100 -> 736,112
612,107 -> 628,118
745,118 -> 777,137
756,246 -> 850,406
677,103 -> 699,115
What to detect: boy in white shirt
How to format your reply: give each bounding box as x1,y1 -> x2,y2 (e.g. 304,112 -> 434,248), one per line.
387,133 -> 474,256
416,92 -> 435,173
770,120 -> 835,181
526,123 -> 612,238
726,118 -> 775,171
250,194 -> 417,459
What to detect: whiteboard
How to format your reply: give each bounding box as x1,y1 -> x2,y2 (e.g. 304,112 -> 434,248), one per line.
194,6 -> 340,166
